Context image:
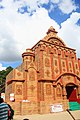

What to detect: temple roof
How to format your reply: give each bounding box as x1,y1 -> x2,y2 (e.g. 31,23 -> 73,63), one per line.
43,26 -> 66,47
32,26 -> 76,51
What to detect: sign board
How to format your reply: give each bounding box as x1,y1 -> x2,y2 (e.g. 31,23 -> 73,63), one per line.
10,93 -> 15,102
50,104 -> 63,112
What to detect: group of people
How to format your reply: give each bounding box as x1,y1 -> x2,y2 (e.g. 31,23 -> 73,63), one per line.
0,95 -> 14,120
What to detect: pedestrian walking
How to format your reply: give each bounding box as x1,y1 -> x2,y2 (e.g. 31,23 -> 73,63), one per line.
0,97 -> 9,120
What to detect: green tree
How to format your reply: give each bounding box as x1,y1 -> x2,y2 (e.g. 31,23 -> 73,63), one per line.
0,66 -> 13,92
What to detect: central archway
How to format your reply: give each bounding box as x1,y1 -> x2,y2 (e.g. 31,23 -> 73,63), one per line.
66,84 -> 77,101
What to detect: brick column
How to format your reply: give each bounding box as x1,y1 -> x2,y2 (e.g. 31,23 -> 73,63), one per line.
62,86 -> 67,100
50,52 -> 54,79
66,56 -> 69,72
39,49 -> 44,79
23,71 -> 27,100
41,82 -> 44,101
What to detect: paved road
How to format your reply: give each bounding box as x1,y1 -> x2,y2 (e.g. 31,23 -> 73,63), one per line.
13,110 -> 80,120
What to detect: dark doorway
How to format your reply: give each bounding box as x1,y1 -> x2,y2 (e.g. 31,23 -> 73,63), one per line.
66,85 -> 77,101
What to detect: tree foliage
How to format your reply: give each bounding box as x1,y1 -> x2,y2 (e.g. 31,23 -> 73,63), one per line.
0,66 -> 13,92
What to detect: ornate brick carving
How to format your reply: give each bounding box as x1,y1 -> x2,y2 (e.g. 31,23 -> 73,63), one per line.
58,49 -> 61,55
45,70 -> 50,77
29,71 -> 35,81
16,85 -> 22,95
46,84 -> 51,95
29,85 -> 35,91
62,61 -> 65,67
67,76 -> 71,80
48,38 -> 65,46
55,60 -> 57,66
76,64 -> 78,69
56,85 -> 61,97
45,58 -> 50,67
68,61 -> 73,72
54,49 -> 57,54
63,68 -> 66,72
69,63 -> 71,68
55,68 -> 58,73
30,63 -> 34,67
17,72 -> 21,76
76,71 -> 79,75
70,69 -> 72,72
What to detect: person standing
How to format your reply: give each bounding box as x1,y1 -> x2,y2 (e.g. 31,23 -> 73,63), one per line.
0,97 -> 9,120
7,104 -> 14,120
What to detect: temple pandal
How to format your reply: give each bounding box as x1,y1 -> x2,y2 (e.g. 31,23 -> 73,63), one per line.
5,26 -> 80,115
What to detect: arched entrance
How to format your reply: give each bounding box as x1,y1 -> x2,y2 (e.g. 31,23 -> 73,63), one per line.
66,84 -> 80,111
66,83 -> 77,102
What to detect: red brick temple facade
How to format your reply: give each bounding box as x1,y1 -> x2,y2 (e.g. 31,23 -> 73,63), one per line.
5,26 -> 80,115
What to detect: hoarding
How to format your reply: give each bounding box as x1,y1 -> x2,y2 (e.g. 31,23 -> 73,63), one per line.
50,103 -> 63,112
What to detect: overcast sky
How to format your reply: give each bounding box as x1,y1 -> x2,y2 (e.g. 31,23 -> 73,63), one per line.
0,0 -> 80,70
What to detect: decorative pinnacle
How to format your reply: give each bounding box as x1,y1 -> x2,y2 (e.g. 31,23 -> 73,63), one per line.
46,26 -> 58,34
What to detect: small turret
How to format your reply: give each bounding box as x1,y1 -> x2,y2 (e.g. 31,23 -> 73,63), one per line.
22,48 -> 35,62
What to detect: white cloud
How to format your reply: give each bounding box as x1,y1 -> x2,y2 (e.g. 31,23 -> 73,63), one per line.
12,0 -> 49,13
1,0 -> 78,15
0,1 -> 59,62
58,0 -> 78,14
58,12 -> 80,57
49,0 -> 78,14
0,0 -> 80,65
0,63 -> 6,71
51,0 -> 59,4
